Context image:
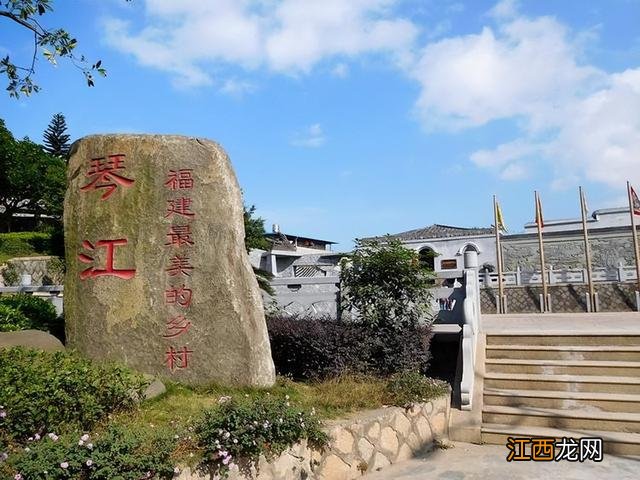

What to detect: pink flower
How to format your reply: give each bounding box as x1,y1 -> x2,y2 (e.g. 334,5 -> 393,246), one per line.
86,459 -> 93,467
14,474 -> 23,480
60,462 -> 69,469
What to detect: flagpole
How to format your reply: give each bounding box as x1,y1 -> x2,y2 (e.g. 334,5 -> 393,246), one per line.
535,191 -> 548,312
580,186 -> 595,312
493,195 -> 505,313
627,181 -> 640,293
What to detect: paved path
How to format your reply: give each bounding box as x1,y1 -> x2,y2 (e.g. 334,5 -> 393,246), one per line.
363,442 -> 640,480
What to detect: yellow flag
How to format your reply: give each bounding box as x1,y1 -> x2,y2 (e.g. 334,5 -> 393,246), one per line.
535,192 -> 544,228
496,202 -> 507,233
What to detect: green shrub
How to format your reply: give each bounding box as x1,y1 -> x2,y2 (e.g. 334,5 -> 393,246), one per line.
0,348 -> 148,441
267,314 -> 433,380
0,294 -> 58,331
195,397 -> 327,478
384,371 -> 449,407
0,304 -> 32,331
0,232 -> 52,261
5,424 -> 177,480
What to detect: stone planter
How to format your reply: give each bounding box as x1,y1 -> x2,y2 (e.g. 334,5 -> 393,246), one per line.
176,392 -> 450,480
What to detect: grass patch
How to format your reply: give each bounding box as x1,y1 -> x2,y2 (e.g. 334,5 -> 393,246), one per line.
118,375 -> 391,431
117,374 -> 448,434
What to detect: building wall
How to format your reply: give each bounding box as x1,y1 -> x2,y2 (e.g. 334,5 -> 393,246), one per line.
400,236 -> 497,274
502,228 -> 634,271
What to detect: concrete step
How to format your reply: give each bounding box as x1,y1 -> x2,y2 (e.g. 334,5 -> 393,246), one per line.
482,405 -> 640,433
486,344 -> 640,361
481,423 -> 640,456
486,334 -> 640,347
485,372 -> 640,394
484,388 -> 640,413
485,358 -> 640,376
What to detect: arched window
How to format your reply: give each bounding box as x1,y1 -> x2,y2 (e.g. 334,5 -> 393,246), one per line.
419,247 -> 436,271
463,244 -> 479,253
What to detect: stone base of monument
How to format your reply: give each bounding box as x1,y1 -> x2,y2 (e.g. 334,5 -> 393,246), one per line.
0,330 -> 64,352
64,134 -> 275,387
175,394 -> 451,480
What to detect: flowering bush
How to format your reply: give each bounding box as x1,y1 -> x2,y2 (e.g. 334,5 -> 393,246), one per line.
3,425 -> 177,480
195,396 -> 327,478
0,348 -> 147,441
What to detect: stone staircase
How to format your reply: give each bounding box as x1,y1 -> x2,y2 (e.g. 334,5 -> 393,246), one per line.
480,332 -> 640,456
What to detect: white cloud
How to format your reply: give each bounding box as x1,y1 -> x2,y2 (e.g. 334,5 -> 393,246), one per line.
410,1 -> 640,189
549,68 -> 640,189
291,123 -> 326,148
331,63 -> 349,78
103,0 -> 417,86
488,0 -> 519,20
219,78 -> 257,97
411,15 -> 600,130
499,162 -> 528,180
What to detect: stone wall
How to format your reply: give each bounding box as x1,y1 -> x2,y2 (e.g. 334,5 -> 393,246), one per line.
502,232 -> 634,271
481,283 -> 637,314
176,394 -> 450,480
0,256 -> 64,286
267,277 -> 340,317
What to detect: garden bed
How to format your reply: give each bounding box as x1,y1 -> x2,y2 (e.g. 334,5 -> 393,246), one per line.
174,393 -> 451,480
1,349 -> 449,480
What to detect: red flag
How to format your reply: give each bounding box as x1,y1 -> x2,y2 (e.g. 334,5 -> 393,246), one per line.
631,185 -> 640,216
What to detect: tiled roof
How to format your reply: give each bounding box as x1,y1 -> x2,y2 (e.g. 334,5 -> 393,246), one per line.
369,224 -> 493,241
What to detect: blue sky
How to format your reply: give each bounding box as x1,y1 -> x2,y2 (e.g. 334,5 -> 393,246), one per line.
1,0 -> 639,250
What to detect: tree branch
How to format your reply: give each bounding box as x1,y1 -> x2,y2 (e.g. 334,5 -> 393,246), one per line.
0,11 -> 42,36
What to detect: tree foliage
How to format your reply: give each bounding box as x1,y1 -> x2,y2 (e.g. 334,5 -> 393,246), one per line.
340,236 -> 435,330
243,203 -> 271,252
243,203 -> 274,295
0,0 -> 106,97
42,112 -> 70,157
0,118 -> 66,231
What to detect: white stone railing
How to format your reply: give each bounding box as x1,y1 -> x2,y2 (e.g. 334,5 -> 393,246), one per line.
460,268 -> 480,411
478,264 -> 638,288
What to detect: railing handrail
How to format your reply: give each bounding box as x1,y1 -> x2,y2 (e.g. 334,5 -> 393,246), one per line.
478,265 -> 637,287
460,268 -> 479,411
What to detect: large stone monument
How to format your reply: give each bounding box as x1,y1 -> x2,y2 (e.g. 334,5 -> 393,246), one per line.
64,135 -> 275,387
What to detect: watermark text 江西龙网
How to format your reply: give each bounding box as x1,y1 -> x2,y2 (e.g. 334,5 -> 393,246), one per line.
506,436 -> 603,462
